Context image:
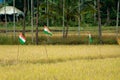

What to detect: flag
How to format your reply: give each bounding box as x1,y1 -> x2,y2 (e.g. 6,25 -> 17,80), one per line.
43,26 -> 52,36
19,33 -> 26,44
88,33 -> 93,44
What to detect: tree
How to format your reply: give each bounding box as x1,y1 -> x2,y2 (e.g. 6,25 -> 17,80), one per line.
4,0 -> 7,35
94,0 -> 97,24
62,0 -> 65,38
22,0 -> 26,36
63,0 -> 95,38
47,0 -> 49,27
78,0 -> 81,36
102,0 -> 115,26
36,0 -> 39,45
31,0 -> 34,43
13,0 -> 16,40
97,0 -> 102,44
116,0 -> 119,38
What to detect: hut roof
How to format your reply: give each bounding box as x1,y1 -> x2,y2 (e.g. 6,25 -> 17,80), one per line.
0,6 -> 24,16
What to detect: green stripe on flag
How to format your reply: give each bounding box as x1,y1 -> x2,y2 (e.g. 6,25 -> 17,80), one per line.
19,33 -> 26,45
19,38 -> 25,45
43,30 -> 52,36
89,37 -> 93,43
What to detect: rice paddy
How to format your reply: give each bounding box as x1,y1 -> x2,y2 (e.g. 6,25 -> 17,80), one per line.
0,45 -> 120,80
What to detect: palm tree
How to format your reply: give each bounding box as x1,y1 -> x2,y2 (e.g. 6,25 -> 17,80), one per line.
64,0 -> 95,38
39,0 -> 95,38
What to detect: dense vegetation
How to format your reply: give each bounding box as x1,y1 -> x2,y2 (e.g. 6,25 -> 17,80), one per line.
0,0 -> 119,26
0,0 -> 119,44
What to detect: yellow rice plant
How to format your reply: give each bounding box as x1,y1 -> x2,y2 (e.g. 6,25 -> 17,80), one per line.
0,45 -> 120,63
0,45 -> 120,80
117,38 -> 120,45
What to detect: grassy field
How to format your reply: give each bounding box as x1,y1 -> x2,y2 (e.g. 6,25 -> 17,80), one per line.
0,45 -> 120,80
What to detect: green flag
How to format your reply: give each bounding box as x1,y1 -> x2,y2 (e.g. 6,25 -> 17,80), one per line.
43,26 -> 52,36
88,33 -> 93,44
19,33 -> 26,44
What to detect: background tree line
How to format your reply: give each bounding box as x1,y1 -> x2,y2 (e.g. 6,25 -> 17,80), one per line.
1,0 -> 119,26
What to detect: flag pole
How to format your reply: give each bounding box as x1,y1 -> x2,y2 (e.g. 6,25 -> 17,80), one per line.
17,33 -> 26,63
44,33 -> 49,60
43,25 -> 53,60
44,44 -> 49,59
47,34 -> 50,43
17,44 -> 19,63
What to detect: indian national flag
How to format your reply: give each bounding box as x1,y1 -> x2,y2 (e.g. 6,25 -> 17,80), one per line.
43,26 -> 52,36
19,33 -> 26,44
88,33 -> 93,44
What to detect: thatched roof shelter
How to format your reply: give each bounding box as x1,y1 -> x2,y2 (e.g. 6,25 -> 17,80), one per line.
0,6 -> 24,16
0,6 -> 24,22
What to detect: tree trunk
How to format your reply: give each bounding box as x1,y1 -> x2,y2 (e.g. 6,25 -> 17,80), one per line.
97,0 -> 102,44
94,0 -> 96,24
116,0 -> 119,38
23,0 -> 26,36
36,0 -> 39,45
47,0 -> 49,27
106,7 -> 110,26
13,0 -> 16,40
31,0 -> 34,43
65,24 -> 69,38
62,0 -> 65,38
65,15 -> 69,38
80,0 -> 84,22
78,0 -> 81,36
4,0 -> 7,36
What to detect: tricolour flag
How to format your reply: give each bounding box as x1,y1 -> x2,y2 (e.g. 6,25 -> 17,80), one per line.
88,33 -> 93,44
43,26 -> 52,36
19,33 -> 26,44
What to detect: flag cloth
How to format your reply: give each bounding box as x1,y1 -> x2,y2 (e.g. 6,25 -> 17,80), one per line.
88,33 -> 93,44
43,26 -> 52,36
19,33 -> 26,44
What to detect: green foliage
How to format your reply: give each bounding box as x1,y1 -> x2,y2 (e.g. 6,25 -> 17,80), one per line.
0,36 -> 18,45
1,0 -> 119,26
0,35 -> 117,45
